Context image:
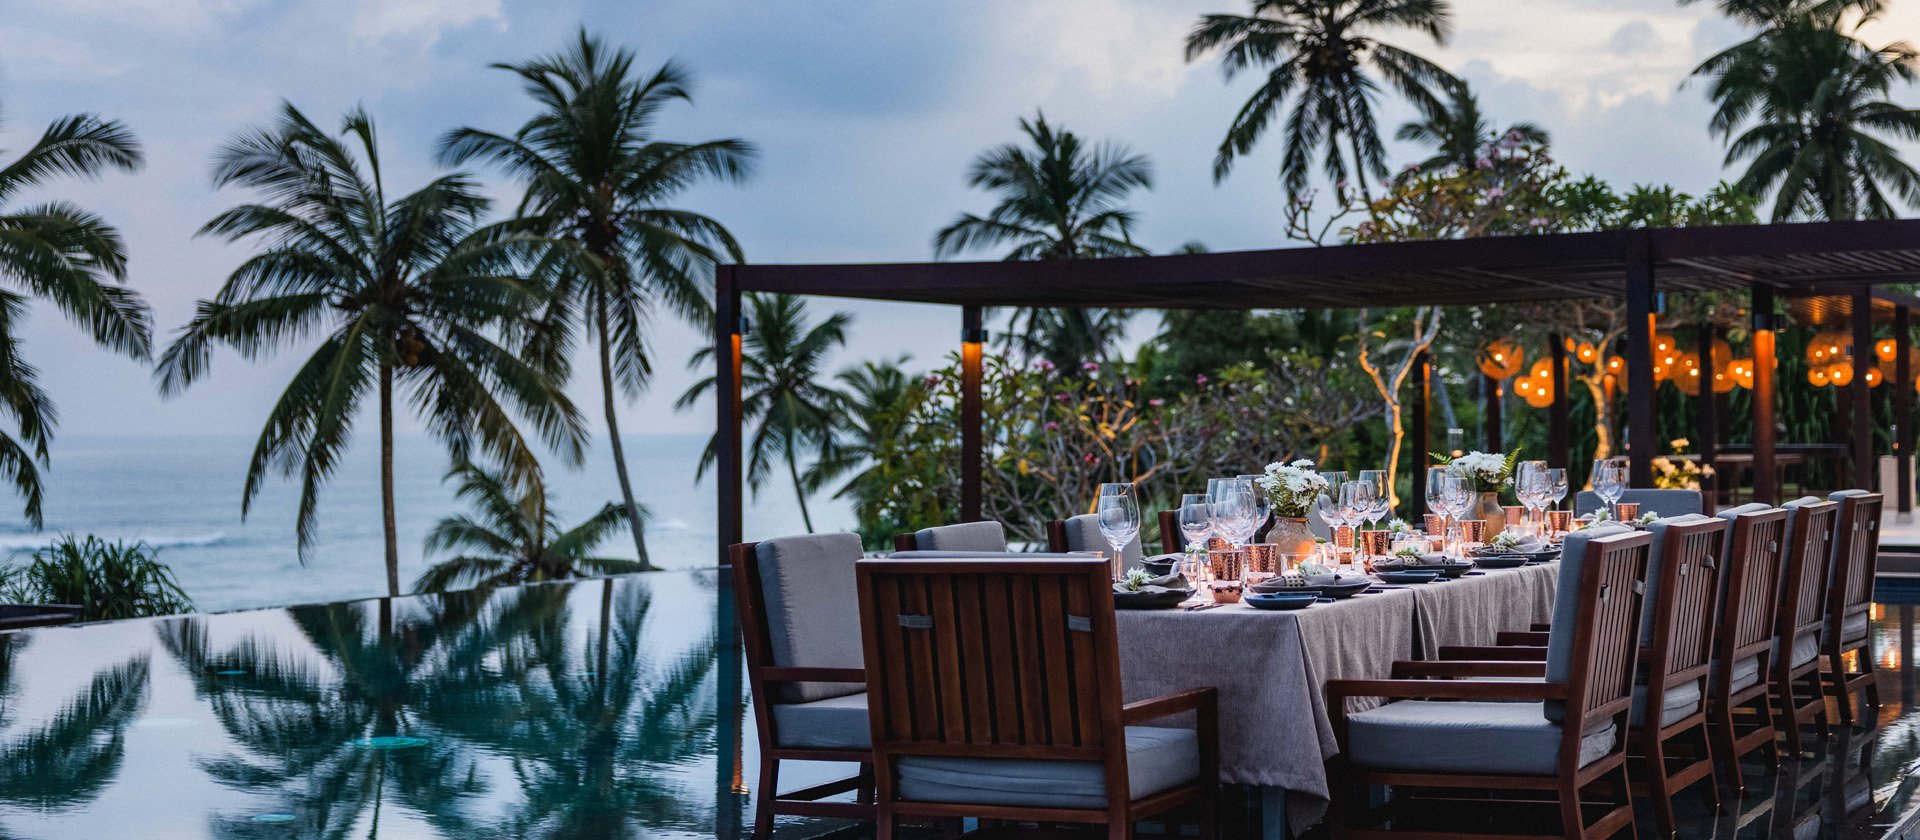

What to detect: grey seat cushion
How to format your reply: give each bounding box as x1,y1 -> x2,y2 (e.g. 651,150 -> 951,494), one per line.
755,533 -> 866,703
1729,655 -> 1763,694
1774,632 -> 1820,668
889,551 -> 1088,560
1059,513 -> 1144,568
1631,678 -> 1702,727
914,521 -> 1009,552
1830,489 -> 1873,500
1574,489 -> 1704,519
1823,613 -> 1870,646
1347,700 -> 1617,775
896,726 -> 1198,809
772,692 -> 870,750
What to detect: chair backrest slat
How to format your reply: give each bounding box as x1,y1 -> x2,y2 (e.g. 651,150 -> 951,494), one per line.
1566,531 -> 1652,730
1781,500 -> 1841,639
858,558 -> 1120,760
1720,509 -> 1790,662
1829,492 -> 1884,621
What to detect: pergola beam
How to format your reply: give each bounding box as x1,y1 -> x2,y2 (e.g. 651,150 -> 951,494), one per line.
1625,232 -> 1658,486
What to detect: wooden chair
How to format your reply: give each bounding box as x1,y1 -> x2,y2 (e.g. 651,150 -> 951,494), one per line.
1822,490 -> 1885,727
1157,509 -> 1182,554
892,521 -> 1008,553
729,535 -> 875,837
1705,506 -> 1790,796
1624,516 -> 1728,838
1047,514 -> 1147,570
1328,529 -> 1651,840
854,557 -> 1219,840
1772,498 -> 1840,758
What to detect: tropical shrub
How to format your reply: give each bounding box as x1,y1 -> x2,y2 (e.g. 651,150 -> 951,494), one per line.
0,535 -> 192,620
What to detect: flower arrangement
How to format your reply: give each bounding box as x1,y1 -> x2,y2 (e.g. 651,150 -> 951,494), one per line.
1491,531 -> 1524,549
1386,518 -> 1414,535
1429,449 -> 1521,493
1120,568 -> 1155,591
1652,438 -> 1714,491
1257,459 -> 1330,518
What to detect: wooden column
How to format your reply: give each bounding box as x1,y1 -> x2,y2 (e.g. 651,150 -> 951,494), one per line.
1483,373 -> 1503,452
1752,284 -> 1778,504
715,266 -> 744,564
1898,306 -> 1913,512
1853,289 -> 1875,490
1696,322 -> 1719,498
1411,349 -> 1433,520
960,306 -> 985,522
1548,334 -> 1570,471
1625,232 -> 1658,487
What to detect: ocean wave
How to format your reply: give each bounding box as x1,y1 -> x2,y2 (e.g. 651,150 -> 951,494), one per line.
0,531 -> 231,553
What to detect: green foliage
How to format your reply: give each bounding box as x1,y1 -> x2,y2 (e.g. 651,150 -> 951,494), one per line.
415,463 -> 641,593
0,535 -> 191,620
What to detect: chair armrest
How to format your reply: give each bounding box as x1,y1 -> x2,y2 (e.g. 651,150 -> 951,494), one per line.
1496,631 -> 1551,646
1530,622 -> 1552,632
760,666 -> 865,684
1391,660 -> 1548,679
1438,645 -> 1548,661
1327,678 -> 1567,703
1123,687 -> 1218,724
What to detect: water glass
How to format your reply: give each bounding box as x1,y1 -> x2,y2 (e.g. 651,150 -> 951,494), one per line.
1592,463 -> 1627,516
1177,493 -> 1213,551
1358,469 -> 1390,526
1096,489 -> 1140,579
1547,467 -> 1569,510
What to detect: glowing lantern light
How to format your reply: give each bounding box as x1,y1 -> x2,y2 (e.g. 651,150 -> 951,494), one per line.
1479,339 -> 1525,380
1830,362 -> 1854,387
1877,338 -> 1899,362
1575,342 -> 1598,364
1810,367 -> 1831,387
1866,367 -> 1883,388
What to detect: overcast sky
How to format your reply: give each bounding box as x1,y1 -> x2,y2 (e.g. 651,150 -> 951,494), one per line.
2,0 -> 1917,448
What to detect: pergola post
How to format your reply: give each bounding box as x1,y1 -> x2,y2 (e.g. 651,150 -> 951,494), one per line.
715,265 -> 744,563
1411,349 -> 1432,520
1695,321 -> 1719,501
1898,305 -> 1913,512
1483,373 -> 1502,452
1624,232 -> 1658,487
1853,288 -> 1875,489
1547,334 -> 1570,472
1752,284 -> 1778,504
960,306 -> 985,522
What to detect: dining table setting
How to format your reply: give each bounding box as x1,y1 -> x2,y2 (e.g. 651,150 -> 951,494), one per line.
1088,456 -> 1584,838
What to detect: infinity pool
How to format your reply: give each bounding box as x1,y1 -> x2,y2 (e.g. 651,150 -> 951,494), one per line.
2,571 -> 1920,839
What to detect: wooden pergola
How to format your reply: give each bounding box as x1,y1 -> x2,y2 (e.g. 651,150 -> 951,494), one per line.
711,220 -> 1920,562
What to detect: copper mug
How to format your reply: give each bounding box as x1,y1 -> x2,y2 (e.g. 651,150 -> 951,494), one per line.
1358,530 -> 1391,558
1459,519 -> 1487,544
1333,525 -> 1355,551
1615,502 -> 1640,521
1423,514 -> 1446,536
1502,505 -> 1527,526
1208,548 -> 1244,581
1245,543 -> 1279,575
1546,510 -> 1573,534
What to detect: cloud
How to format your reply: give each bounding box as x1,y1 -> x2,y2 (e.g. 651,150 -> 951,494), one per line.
1608,20 -> 1663,56
349,0 -> 505,42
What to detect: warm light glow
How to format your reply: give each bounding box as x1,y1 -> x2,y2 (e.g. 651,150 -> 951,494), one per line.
1878,338 -> 1899,362
1830,362 -> 1854,387
1576,342 -> 1598,363
1810,367 -> 1831,387
1866,367 -> 1883,388
1479,339 -> 1526,380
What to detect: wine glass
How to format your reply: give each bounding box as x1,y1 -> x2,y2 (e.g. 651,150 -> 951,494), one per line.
1592,463 -> 1627,518
1441,473 -> 1475,551
1547,467 -> 1570,511
1177,493 -> 1214,551
1338,481 -> 1374,566
1359,469 -> 1390,528
1095,490 -> 1140,579
1238,473 -> 1272,536
1425,466 -> 1452,532
1517,469 -> 1549,535
1211,481 -> 1258,549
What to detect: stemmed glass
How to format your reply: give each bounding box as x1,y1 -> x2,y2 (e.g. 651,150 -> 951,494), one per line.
1517,470 -> 1550,536
1338,481 -> 1375,567
1591,462 -> 1627,518
1238,473 -> 1272,538
1425,466 -> 1452,534
1177,493 -> 1214,550
1440,473 -> 1475,551
1359,469 -> 1390,528
1095,483 -> 1140,578
1547,468 -> 1570,512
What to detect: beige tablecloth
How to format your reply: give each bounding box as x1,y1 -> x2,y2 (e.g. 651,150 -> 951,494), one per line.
1115,562 -> 1561,837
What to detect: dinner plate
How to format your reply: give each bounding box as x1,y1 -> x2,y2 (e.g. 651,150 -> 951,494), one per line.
1469,553 -> 1531,569
1244,593 -> 1320,610
1112,587 -> 1193,609
1375,570 -> 1442,584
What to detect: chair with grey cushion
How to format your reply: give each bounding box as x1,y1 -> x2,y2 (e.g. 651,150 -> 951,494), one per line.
729,534 -> 874,836
1705,505 -> 1790,795
1573,488 -> 1704,519
1772,497 -> 1841,757
1046,513 -> 1145,569
855,557 -> 1218,839
1329,529 -> 1651,840
1822,490 -> 1885,727
892,520 -> 1008,553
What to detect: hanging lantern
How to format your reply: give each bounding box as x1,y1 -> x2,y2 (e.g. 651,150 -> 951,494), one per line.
1605,355 -> 1625,375
1830,362 -> 1854,387
1518,374 -> 1555,408
1674,351 -> 1702,396
1810,367 -> 1832,387
1574,342 -> 1599,364
1866,367 -> 1883,388
1479,339 -> 1525,380
1530,358 -> 1553,381
1878,338 -> 1899,362
1729,357 -> 1755,390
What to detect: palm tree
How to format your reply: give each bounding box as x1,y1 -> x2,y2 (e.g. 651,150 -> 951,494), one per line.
1692,11 -> 1920,220
416,462 -> 642,593
678,293 -> 848,533
158,103 -> 586,597
933,112 -> 1151,368
0,97 -> 152,525
1395,83 -> 1548,174
805,358 -> 923,545
1185,0 -> 1459,200
440,30 -> 757,570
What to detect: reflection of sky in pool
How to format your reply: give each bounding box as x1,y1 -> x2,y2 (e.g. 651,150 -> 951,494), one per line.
0,570 -> 763,839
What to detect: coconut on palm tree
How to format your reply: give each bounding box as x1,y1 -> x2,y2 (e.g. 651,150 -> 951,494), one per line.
416,462 -> 641,593
440,31 -> 756,569
933,112 -> 1151,368
158,103 -> 586,597
1395,83 -> 1548,174
1691,8 -> 1920,220
0,98 -> 152,525
679,293 -> 848,533
1185,0 -> 1459,200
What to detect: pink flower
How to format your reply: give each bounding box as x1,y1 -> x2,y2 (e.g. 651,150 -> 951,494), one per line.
1054,393 -> 1070,402
1148,398 -> 1165,407
1081,361 -> 1100,372
1195,374 -> 1209,386
1045,421 -> 1060,431
1476,157 -> 1494,170
1487,187 -> 1505,200
1033,359 -> 1056,372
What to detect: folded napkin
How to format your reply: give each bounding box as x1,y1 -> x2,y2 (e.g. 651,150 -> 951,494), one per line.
1115,573 -> 1191,594
1486,538 -> 1547,554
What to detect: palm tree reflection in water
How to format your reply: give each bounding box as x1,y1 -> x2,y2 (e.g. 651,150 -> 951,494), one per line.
0,635 -> 150,823
160,577 -> 725,838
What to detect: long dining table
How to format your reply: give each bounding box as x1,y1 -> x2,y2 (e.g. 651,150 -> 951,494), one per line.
1114,560 -> 1561,839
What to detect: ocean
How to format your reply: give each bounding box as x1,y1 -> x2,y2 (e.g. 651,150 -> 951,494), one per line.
12,432 -> 844,613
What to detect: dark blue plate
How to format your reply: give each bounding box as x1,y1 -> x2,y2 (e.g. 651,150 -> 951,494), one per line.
1244,592 -> 1318,610
1376,570 -> 1441,584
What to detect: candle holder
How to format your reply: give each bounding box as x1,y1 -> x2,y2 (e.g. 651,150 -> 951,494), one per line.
1210,580 -> 1243,604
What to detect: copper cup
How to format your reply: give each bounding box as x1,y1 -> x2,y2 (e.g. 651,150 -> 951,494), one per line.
1546,510 -> 1573,535
1459,519 -> 1487,544
1424,514 -> 1446,535
1245,543 -> 1279,575
1208,548 -> 1244,582
1206,536 -> 1231,552
1359,530 -> 1391,558
1333,525 -> 1355,551
1502,506 -> 1527,526
1615,502 -> 1640,521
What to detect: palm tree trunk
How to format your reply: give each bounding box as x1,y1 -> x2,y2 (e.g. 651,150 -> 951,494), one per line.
380,360 -> 400,598
595,289 -> 656,570
786,438 -> 814,533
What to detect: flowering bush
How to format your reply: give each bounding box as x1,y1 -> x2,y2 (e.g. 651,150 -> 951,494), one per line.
1258,459 -> 1330,518
1652,438 -> 1714,491
1432,450 -> 1520,493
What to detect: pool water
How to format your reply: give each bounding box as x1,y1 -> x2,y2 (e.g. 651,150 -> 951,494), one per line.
3,570 -> 1920,839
